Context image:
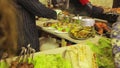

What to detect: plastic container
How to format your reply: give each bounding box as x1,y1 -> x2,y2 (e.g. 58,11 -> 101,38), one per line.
82,19 -> 95,26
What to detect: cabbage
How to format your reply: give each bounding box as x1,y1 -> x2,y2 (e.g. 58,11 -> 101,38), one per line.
28,54 -> 72,68
86,37 -> 114,68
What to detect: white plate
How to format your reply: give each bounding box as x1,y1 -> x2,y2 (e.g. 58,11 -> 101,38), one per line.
46,27 -> 56,30
72,16 -> 82,20
54,30 -> 68,34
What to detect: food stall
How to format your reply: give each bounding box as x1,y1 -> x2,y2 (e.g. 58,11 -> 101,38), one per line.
36,15 -> 114,68
0,44 -> 98,68
0,0 -> 119,68
35,0 -> 116,67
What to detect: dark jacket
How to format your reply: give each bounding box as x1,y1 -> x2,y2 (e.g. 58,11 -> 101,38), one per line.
113,0 -> 120,8
69,0 -> 103,16
69,0 -> 89,16
16,0 -> 57,52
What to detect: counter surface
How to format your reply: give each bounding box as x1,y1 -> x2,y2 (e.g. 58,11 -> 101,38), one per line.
36,20 -> 101,44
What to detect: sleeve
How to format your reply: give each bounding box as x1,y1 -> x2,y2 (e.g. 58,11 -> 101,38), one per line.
79,0 -> 89,5
113,0 -> 120,8
17,0 -> 57,19
111,16 -> 120,68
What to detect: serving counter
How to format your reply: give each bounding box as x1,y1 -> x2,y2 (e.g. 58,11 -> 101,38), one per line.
0,44 -> 97,68
36,20 -> 101,44
35,19 -> 114,68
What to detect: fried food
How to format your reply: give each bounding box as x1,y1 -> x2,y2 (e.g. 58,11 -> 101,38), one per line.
69,26 -> 95,39
104,8 -> 120,14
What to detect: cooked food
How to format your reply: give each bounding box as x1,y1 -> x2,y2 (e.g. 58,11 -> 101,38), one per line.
9,61 -> 34,68
104,8 -> 120,14
69,26 -> 95,39
94,22 -> 111,35
43,22 -> 53,27
10,61 -> 18,68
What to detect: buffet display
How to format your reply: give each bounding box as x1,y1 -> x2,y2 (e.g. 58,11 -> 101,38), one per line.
34,6 -> 118,67
104,8 -> 120,14
0,44 -> 97,68
41,15 -> 111,39
0,5 -> 118,68
86,37 -> 114,68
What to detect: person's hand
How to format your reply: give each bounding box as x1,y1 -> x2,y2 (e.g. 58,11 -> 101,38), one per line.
92,6 -> 104,14
89,6 -> 104,18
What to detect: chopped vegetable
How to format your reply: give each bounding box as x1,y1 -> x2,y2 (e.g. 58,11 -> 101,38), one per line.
86,37 -> 114,68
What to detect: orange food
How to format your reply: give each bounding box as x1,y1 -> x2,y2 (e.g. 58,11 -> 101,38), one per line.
98,28 -> 103,35
104,8 -> 120,14
95,22 -> 111,35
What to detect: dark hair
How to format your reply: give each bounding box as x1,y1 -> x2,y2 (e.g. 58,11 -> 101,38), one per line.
0,0 -> 17,57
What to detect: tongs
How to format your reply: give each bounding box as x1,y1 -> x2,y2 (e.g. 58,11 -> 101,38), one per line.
26,44 -> 36,63
17,47 -> 27,63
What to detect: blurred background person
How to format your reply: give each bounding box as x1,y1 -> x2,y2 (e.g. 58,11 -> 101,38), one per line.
111,16 -> 120,68
52,0 -> 68,9
0,0 -> 17,59
113,0 -> 120,8
51,0 -> 103,16
78,0 -> 103,16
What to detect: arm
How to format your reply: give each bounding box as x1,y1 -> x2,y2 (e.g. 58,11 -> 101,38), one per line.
111,16 -> 120,68
79,0 -> 103,17
79,0 -> 89,5
17,0 -> 57,19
